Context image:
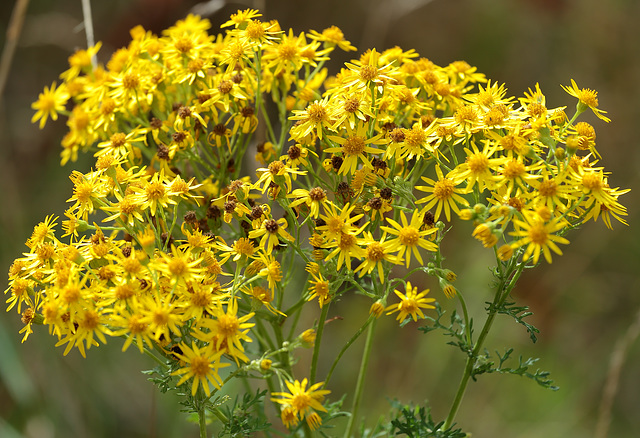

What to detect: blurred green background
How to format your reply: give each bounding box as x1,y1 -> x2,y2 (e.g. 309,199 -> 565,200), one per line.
1,0 -> 638,437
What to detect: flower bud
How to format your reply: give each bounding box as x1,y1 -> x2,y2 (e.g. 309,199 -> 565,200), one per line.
459,208 -> 474,221
369,301 -> 385,318
300,329 -> 316,347
497,244 -> 514,261
260,359 -> 272,371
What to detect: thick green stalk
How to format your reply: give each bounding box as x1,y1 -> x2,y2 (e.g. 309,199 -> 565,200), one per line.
196,389 -> 208,438
198,405 -> 207,438
343,317 -> 377,438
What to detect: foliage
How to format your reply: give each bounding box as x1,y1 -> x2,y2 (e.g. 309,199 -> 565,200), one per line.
5,7 -> 628,437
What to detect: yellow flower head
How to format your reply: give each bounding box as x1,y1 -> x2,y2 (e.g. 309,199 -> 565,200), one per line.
271,378 -> 330,430
561,79 -> 610,122
386,281 -> 436,322
31,82 -> 69,129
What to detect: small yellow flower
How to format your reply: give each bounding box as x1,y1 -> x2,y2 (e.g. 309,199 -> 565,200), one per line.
308,25 -> 356,52
271,378 -> 331,430
193,299 -> 255,364
381,211 -> 438,267
325,122 -> 386,176
510,213 -> 569,264
561,79 -> 610,122
416,166 -> 469,222
31,82 -> 70,129
248,217 -> 295,254
386,281 -> 436,322
171,342 -> 229,396
307,271 -> 331,308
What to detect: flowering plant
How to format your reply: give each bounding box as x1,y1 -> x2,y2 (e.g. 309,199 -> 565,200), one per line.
7,8 -> 629,437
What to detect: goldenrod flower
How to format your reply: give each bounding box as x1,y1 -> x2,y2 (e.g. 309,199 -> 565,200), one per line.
316,202 -> 363,240
193,299 -> 254,364
510,213 -> 569,264
561,79 -> 610,122
325,122 -> 386,175
248,217 -> 294,254
172,342 -> 229,396
416,166 -> 469,222
309,25 -> 356,52
271,378 -> 331,430
307,271 -> 331,308
385,281 -> 436,322
381,211 -> 438,267
31,82 -> 69,129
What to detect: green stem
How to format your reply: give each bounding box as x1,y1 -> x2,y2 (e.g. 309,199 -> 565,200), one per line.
325,316 -> 374,386
143,347 -> 168,370
197,391 -> 208,438
310,302 -> 330,384
343,317 -> 377,438
442,261 -> 525,430
456,291 -> 472,347
273,322 -> 292,376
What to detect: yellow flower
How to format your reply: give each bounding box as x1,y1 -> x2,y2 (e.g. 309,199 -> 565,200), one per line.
138,292 -> 184,342
510,213 -> 569,264
220,8 -> 262,28
472,222 -> 500,248
289,97 -> 335,141
561,79 -> 610,122
288,187 -> 328,219
354,231 -> 398,283
95,129 -> 147,159
152,246 -> 204,286
262,29 -> 310,76
343,48 -> 396,93
385,281 -> 436,322
316,202 -> 363,240
416,166 -> 469,222
381,211 -> 438,267
172,342 -> 229,396
133,169 -> 175,217
308,25 -> 356,52
193,299 -> 255,364
31,82 -> 69,129
307,271 -> 331,308
325,122 -> 386,175
26,215 -> 58,249
271,378 -> 331,431
248,217 -> 295,254
55,304 -> 111,358
448,140 -> 507,193
60,42 -> 102,80
324,230 -> 366,270
109,307 -> 154,353
254,160 -> 306,194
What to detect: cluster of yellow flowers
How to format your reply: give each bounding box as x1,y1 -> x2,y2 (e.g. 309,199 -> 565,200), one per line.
10,8 -> 628,432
